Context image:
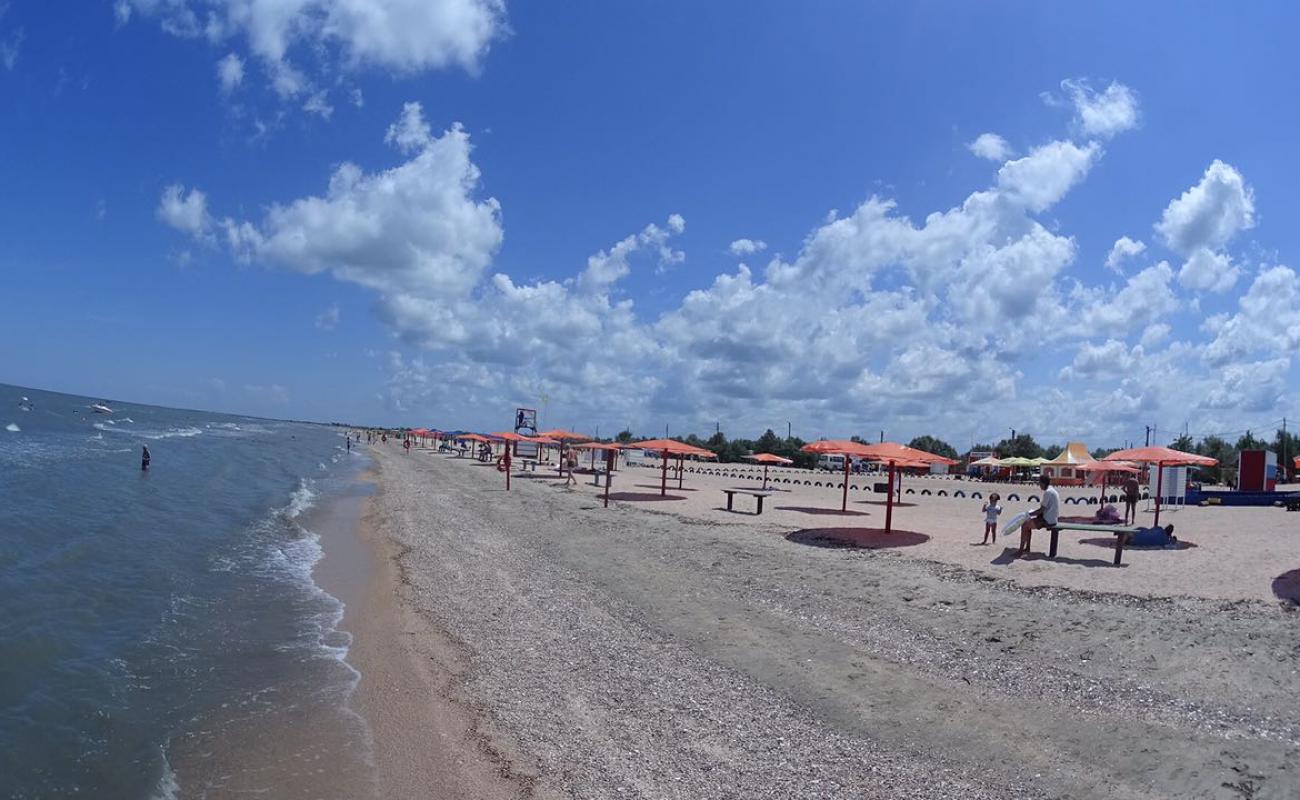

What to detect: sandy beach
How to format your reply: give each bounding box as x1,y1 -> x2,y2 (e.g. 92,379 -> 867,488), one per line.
352,445 -> 1300,799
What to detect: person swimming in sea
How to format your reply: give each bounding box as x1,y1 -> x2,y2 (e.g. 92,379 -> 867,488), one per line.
141,445 -> 151,471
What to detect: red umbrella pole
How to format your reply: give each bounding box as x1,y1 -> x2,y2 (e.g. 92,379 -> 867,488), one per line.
886,460 -> 896,533
660,451 -> 668,496
678,454 -> 685,490
1154,461 -> 1164,526
1099,472 -> 1106,505
763,464 -> 769,491
505,445 -> 512,492
604,450 -> 612,508
841,456 -> 850,512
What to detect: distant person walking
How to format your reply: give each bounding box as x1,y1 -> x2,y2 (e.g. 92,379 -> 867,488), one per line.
1122,474 -> 1140,524
980,492 -> 1002,544
346,437 -> 352,452
564,451 -> 579,487
404,438 -> 411,455
140,445 -> 151,471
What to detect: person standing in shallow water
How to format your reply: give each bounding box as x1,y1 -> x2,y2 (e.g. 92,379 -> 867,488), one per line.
141,445 -> 151,471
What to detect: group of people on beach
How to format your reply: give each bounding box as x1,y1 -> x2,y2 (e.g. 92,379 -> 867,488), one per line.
979,471 -> 1170,552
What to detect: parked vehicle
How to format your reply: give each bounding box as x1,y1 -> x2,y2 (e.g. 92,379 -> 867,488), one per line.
817,454 -> 867,472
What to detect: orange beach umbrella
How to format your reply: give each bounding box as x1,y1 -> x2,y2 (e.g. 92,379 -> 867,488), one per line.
744,452 -> 793,491
628,438 -> 717,495
1102,446 -> 1217,525
858,442 -> 957,532
1074,460 -> 1139,504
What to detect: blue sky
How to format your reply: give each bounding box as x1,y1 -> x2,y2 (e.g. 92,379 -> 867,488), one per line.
2,1 -> 1299,448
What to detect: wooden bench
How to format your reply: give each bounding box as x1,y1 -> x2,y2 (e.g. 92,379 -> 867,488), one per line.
722,489 -> 773,515
1039,523 -> 1137,565
519,459 -> 539,472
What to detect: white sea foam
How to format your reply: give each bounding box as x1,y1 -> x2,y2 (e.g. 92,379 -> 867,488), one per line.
5,423 -> 18,432
150,747 -> 180,800
94,423 -> 204,440
284,479 -> 317,520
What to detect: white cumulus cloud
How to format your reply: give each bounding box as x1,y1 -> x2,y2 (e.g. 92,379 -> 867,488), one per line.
1104,236 -> 1145,274
1155,160 -> 1255,255
217,52 -> 244,93
1060,79 -> 1140,139
967,132 -> 1013,162
157,184 -> 213,240
728,238 -> 766,256
122,0 -> 507,106
159,80 -> 1298,441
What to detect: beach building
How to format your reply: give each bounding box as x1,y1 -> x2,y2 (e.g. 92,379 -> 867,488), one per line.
1040,441 -> 1095,486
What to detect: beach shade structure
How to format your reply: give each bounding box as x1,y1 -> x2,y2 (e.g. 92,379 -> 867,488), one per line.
628,439 -> 718,496
1074,460 -> 1139,504
537,429 -> 591,475
858,442 -> 959,533
1102,446 -> 1218,525
997,456 -> 1037,468
970,455 -> 1001,467
454,433 -> 492,458
573,441 -> 623,470
800,440 -> 877,512
744,452 -> 794,491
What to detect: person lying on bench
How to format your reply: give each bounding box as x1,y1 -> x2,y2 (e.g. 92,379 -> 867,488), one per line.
1019,474 -> 1060,554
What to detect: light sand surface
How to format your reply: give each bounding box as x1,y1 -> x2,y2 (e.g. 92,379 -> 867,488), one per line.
363,445 -> 1300,799
606,461 -> 1299,603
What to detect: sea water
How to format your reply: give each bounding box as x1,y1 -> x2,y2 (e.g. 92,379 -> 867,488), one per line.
0,384 -> 373,798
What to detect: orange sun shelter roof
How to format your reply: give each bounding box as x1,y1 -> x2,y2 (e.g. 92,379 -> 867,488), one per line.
1102,446 -> 1217,466
745,452 -> 793,464
859,442 -> 958,465
627,439 -> 717,458
537,429 -> 591,441
800,439 -> 875,457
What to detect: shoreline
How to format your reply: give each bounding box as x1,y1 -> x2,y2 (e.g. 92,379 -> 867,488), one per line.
318,456 -> 537,800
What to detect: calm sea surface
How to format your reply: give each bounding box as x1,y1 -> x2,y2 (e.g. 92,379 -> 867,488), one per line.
0,384 -> 371,799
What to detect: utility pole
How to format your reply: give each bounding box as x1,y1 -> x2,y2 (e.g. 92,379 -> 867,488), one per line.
787,421 -> 791,440
879,430 -> 884,443
1283,417 -> 1289,481
1145,426 -> 1150,447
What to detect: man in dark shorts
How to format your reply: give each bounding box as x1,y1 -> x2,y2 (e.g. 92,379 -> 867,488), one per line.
1122,474 -> 1140,524
1019,474 -> 1059,554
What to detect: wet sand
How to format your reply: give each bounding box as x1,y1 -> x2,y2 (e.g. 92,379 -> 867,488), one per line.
329,469 -> 541,800
359,446 -> 1300,799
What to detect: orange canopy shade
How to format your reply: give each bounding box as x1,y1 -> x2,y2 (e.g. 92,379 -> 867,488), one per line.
1103,446 -> 1215,526
1075,461 -> 1139,474
858,442 -> 958,465
456,433 -> 491,443
572,442 -> 622,451
800,439 -> 875,456
1101,446 -> 1216,467
537,429 -> 591,441
745,452 -> 793,464
628,439 -> 716,458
